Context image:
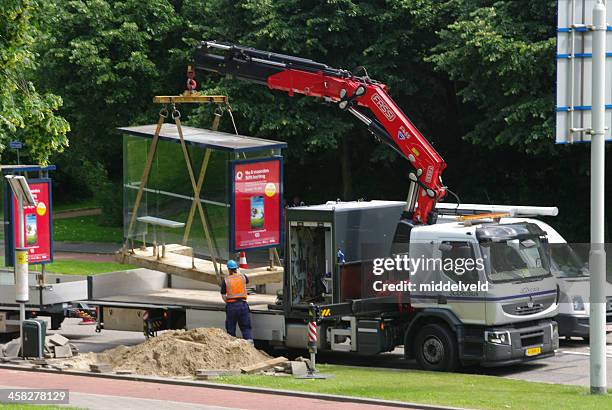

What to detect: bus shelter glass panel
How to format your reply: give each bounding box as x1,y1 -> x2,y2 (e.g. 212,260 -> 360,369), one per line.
121,124 -> 286,262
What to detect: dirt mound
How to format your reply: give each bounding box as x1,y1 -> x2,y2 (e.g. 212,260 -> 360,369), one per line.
58,328 -> 270,377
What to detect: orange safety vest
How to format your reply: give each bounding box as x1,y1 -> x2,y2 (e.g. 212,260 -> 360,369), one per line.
225,274 -> 247,302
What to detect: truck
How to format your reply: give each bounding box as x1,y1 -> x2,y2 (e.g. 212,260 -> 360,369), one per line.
0,271 -> 88,334
84,42 -> 561,372
512,218 -> 612,339
436,203 -> 612,339
87,199 -> 559,371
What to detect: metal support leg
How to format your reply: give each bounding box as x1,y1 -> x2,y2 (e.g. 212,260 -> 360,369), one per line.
173,111 -> 222,284
183,149 -> 212,244
125,110 -> 167,249
267,248 -> 275,271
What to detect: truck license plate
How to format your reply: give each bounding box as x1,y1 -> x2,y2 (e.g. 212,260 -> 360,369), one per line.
526,347 -> 541,357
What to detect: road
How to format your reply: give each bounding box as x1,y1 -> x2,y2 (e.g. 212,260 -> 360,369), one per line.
49,319 -> 612,388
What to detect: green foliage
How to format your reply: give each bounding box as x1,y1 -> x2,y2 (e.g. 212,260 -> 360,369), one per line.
0,0 -> 69,164
36,0 -> 183,179
428,1 -> 557,153
80,161 -> 123,226
31,0 -> 609,242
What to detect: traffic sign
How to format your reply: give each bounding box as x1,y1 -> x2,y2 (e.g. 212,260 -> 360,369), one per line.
556,0 -> 612,143
9,141 -> 22,149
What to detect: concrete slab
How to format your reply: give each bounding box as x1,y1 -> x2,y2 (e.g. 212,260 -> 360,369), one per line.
4,341 -> 20,358
48,333 -> 69,346
90,363 -> 113,373
290,361 -> 308,377
54,344 -> 73,358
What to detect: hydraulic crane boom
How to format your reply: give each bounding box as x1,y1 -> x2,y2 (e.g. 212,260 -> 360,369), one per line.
194,40 -> 447,224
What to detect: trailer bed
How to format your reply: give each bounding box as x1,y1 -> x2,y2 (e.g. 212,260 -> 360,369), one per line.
84,269 -> 285,338
86,288 -> 277,311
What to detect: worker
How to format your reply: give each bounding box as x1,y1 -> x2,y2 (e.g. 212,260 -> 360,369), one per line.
220,259 -> 253,342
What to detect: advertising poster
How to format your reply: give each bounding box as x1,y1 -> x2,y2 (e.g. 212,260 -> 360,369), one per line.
231,158 -> 282,251
11,179 -> 53,264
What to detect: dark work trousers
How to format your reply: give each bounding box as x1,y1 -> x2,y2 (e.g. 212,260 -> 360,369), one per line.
225,299 -> 253,340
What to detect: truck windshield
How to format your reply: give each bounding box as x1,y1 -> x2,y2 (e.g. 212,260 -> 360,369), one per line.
550,243 -> 588,278
480,237 -> 551,283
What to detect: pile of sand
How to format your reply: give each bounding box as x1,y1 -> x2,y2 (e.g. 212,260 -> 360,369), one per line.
57,328 -> 270,377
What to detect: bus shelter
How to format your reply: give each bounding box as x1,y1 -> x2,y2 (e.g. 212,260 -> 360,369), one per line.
118,123 -> 286,285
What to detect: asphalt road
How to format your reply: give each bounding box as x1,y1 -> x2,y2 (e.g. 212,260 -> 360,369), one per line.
42,318 -> 612,389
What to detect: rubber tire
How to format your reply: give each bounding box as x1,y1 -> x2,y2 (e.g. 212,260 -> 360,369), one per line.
414,324 -> 459,372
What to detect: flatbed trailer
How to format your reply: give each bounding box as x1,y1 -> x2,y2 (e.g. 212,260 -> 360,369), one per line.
86,201 -> 562,371
84,269 -> 286,341
0,271 -> 88,333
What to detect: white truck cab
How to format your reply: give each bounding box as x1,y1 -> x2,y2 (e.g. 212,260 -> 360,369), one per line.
404,216 -> 559,368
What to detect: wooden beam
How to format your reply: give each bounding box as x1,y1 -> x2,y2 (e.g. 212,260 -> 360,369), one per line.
182,149 -> 212,245
174,115 -> 222,283
153,95 -> 227,104
116,246 -> 283,285
123,112 -> 165,253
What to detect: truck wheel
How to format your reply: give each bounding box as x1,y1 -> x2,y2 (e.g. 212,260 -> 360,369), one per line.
415,324 -> 459,372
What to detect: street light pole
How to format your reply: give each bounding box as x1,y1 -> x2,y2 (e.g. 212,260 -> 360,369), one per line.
590,0 -> 608,395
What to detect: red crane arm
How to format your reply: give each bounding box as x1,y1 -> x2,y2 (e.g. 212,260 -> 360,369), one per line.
194,41 -> 447,224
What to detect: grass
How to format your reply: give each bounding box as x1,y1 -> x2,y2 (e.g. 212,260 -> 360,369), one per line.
0,405 -> 72,409
215,364 -> 612,410
53,215 -> 123,243
29,259 -> 135,276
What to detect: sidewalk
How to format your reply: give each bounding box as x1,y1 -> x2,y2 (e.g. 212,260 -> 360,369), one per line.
54,241 -> 120,255
0,368 -> 411,410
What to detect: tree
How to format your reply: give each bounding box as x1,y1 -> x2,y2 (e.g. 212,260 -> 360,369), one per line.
428,0 -> 557,154
0,0 -> 69,164
181,0 -> 456,201
35,0 -> 183,217
36,0 -> 183,178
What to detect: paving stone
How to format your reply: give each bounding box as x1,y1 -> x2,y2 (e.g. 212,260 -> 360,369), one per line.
4,341 -> 20,358
290,361 -> 308,377
53,344 -> 73,358
48,334 -> 69,346
196,374 -> 218,380
195,369 -> 240,377
32,359 -> 47,365
89,363 -> 113,373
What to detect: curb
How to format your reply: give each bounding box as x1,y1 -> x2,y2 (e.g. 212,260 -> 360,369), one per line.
0,364 -> 467,410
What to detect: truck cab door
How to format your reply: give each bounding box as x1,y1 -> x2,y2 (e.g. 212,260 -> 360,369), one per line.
435,240 -> 486,325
